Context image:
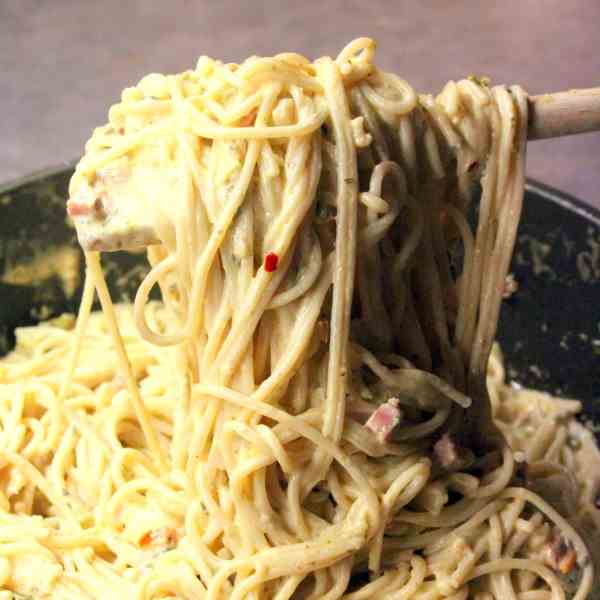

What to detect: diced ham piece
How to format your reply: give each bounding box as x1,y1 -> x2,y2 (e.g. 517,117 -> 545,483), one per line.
434,433 -> 474,471
365,398 -> 402,443
543,534 -> 577,574
67,194 -> 108,219
66,198 -> 92,217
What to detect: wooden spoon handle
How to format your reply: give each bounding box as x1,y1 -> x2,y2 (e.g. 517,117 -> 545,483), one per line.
528,87 -> 600,140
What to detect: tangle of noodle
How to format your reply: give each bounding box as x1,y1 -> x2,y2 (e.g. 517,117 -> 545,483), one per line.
0,38 -> 597,599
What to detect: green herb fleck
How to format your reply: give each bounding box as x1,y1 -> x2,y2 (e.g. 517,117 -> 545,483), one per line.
467,74 -> 491,87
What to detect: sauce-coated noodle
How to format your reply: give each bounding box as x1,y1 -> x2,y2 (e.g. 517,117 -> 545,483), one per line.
0,39 -> 597,599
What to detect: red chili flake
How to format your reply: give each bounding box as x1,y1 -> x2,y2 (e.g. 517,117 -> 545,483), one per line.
264,252 -> 279,272
239,109 -> 257,127
138,531 -> 152,547
138,527 -> 178,549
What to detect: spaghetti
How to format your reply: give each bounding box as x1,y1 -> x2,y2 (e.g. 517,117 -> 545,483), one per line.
0,38 -> 597,599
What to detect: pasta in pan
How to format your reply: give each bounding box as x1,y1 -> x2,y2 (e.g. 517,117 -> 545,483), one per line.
0,38 -> 598,599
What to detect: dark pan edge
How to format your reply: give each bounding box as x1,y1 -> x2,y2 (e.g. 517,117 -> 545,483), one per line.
526,178 -> 600,228
0,161 -> 78,196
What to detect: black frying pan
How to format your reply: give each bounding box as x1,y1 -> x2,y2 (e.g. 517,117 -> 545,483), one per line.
1,167 -> 598,438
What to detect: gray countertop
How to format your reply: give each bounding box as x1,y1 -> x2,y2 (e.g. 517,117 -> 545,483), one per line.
1,0 -> 599,207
